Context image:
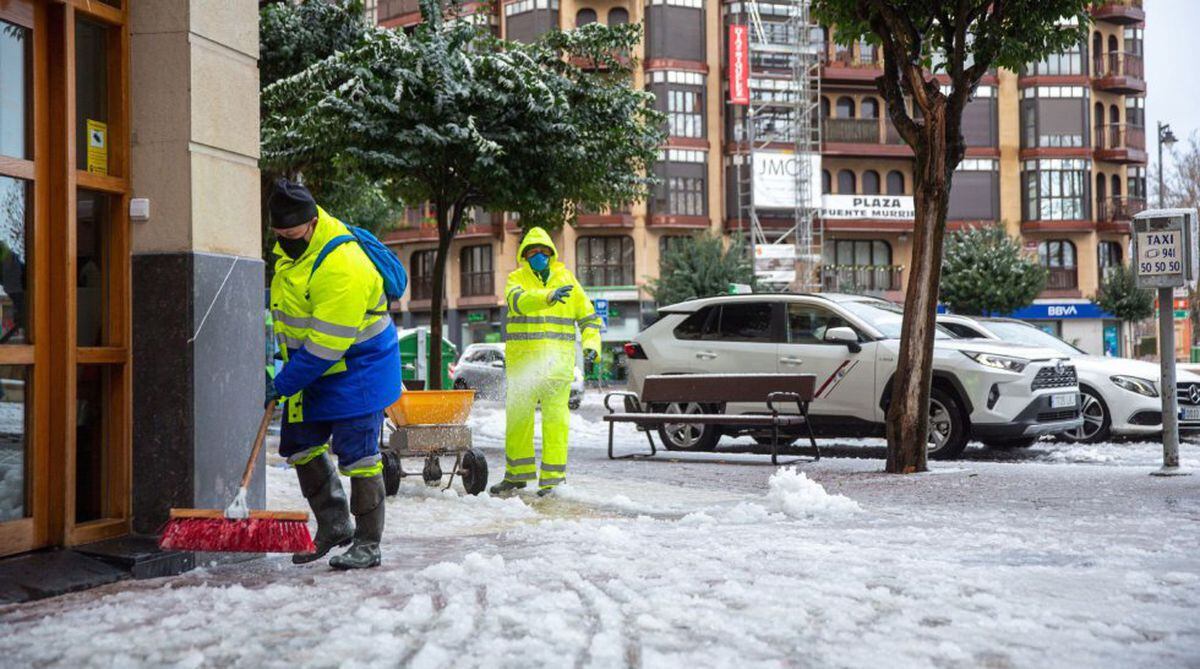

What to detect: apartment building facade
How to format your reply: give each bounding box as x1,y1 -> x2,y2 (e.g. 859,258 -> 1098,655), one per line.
375,0 -> 1148,368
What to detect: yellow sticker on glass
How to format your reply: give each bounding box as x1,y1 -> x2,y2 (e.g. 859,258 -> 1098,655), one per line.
86,119 -> 107,176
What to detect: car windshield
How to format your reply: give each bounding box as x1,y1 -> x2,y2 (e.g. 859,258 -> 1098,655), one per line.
837,300 -> 952,339
981,321 -> 1083,355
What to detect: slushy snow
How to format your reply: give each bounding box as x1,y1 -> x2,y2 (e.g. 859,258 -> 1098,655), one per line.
1,393 -> 1198,667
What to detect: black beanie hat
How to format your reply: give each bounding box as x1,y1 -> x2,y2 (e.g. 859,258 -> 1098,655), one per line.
268,178 -> 318,229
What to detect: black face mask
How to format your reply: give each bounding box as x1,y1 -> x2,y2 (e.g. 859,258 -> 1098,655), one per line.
278,235 -> 310,259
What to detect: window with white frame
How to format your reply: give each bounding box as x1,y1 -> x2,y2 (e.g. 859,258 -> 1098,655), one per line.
667,89 -> 703,138
667,176 -> 705,216
1022,159 -> 1090,221
1024,40 -> 1085,76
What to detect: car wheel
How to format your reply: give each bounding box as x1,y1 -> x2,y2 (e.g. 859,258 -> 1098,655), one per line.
927,388 -> 969,460
453,378 -> 469,390
1059,387 -> 1110,444
982,437 -> 1038,449
656,402 -> 721,451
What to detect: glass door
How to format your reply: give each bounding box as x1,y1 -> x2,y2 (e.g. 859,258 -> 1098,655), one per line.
0,0 -> 48,558
63,3 -> 130,546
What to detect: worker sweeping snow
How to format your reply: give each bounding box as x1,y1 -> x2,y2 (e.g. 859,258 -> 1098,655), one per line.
267,178 -> 403,569
491,227 -> 602,497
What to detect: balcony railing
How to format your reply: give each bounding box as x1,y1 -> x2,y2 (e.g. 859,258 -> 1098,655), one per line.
1045,267 -> 1078,290
820,265 -> 902,294
1094,123 -> 1146,151
460,271 -> 494,297
1093,51 -> 1144,79
1097,196 -> 1147,223
411,276 -> 434,301
830,49 -> 879,68
823,118 -> 881,144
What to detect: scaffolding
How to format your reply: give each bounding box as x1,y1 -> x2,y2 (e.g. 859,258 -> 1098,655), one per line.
727,0 -> 822,290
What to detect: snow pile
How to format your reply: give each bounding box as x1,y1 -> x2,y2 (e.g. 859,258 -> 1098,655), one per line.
763,466 -> 862,518
684,467 -> 860,525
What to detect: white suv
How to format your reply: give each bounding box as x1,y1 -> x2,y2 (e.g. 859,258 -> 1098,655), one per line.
625,293 -> 1083,459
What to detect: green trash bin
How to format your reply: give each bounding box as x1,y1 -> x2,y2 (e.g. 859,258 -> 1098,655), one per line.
397,327 -> 458,390
1192,346 -> 1200,364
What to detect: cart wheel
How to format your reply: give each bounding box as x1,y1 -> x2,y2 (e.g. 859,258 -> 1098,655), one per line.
381,449 -> 401,497
460,448 -> 488,496
422,455 -> 442,485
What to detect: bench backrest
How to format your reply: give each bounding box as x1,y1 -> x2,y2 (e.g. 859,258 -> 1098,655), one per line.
640,373 -> 816,404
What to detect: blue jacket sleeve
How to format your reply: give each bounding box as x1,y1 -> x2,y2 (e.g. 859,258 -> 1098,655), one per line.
272,347 -> 338,398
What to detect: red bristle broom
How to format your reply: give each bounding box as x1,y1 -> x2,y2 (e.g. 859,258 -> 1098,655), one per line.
159,400 -> 315,554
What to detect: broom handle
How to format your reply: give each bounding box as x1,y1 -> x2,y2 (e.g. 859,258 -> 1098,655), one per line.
240,400 -> 277,489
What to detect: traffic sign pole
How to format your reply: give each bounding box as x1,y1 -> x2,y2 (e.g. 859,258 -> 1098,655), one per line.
1153,286 -> 1184,476
1131,208 -> 1197,477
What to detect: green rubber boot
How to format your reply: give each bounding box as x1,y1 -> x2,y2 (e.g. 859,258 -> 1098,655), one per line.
292,454 -> 353,565
330,474 -> 385,570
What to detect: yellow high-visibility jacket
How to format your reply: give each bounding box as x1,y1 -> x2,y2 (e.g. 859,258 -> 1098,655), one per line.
270,207 -> 401,423
504,227 -> 601,382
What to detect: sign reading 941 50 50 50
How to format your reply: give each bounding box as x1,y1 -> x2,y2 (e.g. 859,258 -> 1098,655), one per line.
1131,209 -> 1199,290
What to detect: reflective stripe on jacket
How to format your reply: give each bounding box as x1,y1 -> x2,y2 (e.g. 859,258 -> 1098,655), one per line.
504,227 -> 601,382
270,207 -> 402,422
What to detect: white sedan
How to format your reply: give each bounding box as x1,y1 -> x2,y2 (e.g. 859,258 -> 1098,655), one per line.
938,314 -> 1200,443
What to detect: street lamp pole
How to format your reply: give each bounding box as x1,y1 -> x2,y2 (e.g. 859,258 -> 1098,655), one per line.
1157,121 -> 1177,208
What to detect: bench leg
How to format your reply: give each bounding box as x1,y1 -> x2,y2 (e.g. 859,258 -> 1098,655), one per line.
608,420 -> 658,460
802,402 -> 820,461
771,422 -> 780,466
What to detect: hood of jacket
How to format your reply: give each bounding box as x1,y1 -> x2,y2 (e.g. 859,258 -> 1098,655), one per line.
517,227 -> 559,267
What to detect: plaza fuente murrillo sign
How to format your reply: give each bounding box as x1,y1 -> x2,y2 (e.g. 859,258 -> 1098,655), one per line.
820,194 -> 915,220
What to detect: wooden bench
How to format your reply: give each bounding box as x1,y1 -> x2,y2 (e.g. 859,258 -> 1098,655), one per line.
603,373 -> 820,464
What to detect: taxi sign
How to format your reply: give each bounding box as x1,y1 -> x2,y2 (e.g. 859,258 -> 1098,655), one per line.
1132,209 -> 1198,290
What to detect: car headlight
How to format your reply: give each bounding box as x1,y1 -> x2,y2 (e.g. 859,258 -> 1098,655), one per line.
962,351 -> 1028,373
1110,375 -> 1158,397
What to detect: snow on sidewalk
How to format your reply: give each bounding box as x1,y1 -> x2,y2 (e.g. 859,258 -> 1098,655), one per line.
2,458 -> 1198,668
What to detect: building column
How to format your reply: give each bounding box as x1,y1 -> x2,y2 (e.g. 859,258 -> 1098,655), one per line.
128,1 -> 263,534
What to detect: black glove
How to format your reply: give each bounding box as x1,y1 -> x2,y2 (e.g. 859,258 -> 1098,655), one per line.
265,394 -> 281,411
584,349 -> 598,364
547,285 -> 574,305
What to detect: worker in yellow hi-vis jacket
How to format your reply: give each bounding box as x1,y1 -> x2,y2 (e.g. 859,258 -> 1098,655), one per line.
491,227 -> 602,497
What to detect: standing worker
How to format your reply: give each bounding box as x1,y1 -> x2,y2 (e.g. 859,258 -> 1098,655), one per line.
491,227 -> 602,497
267,179 -> 402,569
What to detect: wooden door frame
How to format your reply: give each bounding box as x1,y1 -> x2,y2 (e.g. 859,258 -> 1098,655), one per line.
0,0 -> 52,558
0,0 -> 131,558
57,0 -> 133,547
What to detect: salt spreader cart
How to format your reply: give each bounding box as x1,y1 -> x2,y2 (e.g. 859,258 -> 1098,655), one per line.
380,389 -> 488,495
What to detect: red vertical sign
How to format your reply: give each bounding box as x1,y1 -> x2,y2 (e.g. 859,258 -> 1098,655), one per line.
729,24 -> 750,105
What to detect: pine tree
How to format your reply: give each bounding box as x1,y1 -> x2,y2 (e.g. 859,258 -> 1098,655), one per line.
649,235 -> 755,306
940,225 -> 1046,316
1093,263 -> 1154,323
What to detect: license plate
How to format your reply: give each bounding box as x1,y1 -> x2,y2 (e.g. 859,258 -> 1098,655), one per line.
1050,393 -> 1077,409
1181,407 -> 1200,421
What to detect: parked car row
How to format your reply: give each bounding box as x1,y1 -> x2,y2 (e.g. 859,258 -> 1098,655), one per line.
937,314 -> 1200,443
450,291 -> 1185,459
625,293 -> 1084,459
